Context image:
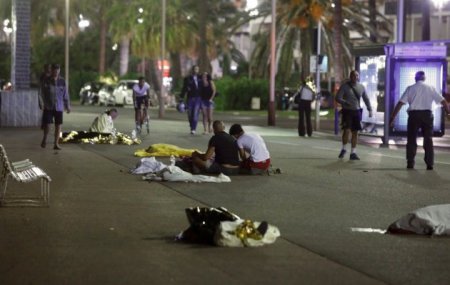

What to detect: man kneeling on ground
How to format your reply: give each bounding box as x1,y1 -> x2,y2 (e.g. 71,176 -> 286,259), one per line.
229,124 -> 271,175
90,108 -> 119,133
191,120 -> 240,175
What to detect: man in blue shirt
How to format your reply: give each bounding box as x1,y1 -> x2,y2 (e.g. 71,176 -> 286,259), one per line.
39,64 -> 71,150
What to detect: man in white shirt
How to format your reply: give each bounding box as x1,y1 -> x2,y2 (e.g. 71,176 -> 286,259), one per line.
90,108 -> 118,133
229,124 -> 271,175
296,76 -> 315,137
133,77 -> 151,133
390,71 -> 450,170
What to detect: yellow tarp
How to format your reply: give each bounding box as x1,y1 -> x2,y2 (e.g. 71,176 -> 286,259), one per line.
134,143 -> 201,157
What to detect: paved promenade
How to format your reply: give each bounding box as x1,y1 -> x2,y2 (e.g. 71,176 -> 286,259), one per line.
1,105 -> 450,285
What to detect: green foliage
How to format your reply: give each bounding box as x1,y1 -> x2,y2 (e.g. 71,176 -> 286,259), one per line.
69,70 -> 98,101
31,36 -> 65,83
214,76 -> 269,111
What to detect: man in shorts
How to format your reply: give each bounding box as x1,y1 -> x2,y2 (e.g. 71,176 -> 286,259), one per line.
229,124 -> 271,175
39,64 -> 71,150
133,77 -> 151,133
335,70 -> 373,160
191,120 -> 240,176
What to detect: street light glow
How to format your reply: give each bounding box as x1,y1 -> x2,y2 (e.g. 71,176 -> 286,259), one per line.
3,18 -> 12,34
78,14 -> 90,29
246,0 -> 258,10
431,0 -> 450,9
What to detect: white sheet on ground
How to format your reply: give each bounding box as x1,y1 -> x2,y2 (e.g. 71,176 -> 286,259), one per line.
133,157 -> 231,183
131,157 -> 168,174
387,204 -> 450,236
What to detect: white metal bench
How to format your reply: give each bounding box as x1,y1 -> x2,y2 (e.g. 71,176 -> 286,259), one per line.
0,144 -> 51,207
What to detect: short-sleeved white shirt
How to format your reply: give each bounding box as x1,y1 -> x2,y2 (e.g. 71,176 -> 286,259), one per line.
399,81 -> 444,111
236,133 -> 270,162
133,82 -> 150,97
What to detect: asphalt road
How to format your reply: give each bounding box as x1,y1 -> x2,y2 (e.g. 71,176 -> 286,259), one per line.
1,105 -> 449,285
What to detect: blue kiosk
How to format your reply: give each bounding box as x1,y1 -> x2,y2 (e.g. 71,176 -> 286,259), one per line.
353,41 -> 449,145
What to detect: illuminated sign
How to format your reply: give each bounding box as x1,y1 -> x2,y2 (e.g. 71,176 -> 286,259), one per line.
390,59 -> 446,136
394,45 -> 447,58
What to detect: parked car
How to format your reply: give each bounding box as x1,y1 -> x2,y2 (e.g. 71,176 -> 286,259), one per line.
112,80 -> 138,106
98,84 -> 116,106
79,82 -> 104,105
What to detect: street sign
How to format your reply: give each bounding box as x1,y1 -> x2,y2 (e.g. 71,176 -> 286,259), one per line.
310,55 -> 328,73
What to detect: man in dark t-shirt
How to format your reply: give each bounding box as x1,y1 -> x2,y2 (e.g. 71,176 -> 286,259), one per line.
192,120 -> 240,175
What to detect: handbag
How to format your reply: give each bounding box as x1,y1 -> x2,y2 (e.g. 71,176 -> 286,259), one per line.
293,87 -> 304,104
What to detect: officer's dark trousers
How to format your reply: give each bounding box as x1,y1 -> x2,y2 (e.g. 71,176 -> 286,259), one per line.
407,110 -> 434,167
298,99 -> 312,137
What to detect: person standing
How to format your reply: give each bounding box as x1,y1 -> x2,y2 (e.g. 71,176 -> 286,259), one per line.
39,64 -> 71,150
335,70 -> 373,160
296,76 -> 316,137
200,72 -> 216,134
133,77 -> 151,134
229,124 -> 271,175
38,63 -> 51,128
389,71 -> 450,170
180,65 -> 202,135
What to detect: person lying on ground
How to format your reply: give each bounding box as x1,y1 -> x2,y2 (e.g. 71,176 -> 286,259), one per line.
229,124 -> 271,175
191,120 -> 240,176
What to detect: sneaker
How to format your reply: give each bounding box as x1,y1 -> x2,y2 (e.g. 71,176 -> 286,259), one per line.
190,130 -> 196,135
338,149 -> 347,159
427,165 -> 433,170
349,153 -> 360,160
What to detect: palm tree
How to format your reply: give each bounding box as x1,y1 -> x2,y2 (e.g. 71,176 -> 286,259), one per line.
74,0 -> 112,74
249,0 -> 392,86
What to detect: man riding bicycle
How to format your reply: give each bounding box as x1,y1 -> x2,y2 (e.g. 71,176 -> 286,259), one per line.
133,77 -> 151,134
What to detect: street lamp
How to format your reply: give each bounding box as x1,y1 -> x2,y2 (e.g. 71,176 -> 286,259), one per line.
268,0 -> 276,126
65,0 -> 69,93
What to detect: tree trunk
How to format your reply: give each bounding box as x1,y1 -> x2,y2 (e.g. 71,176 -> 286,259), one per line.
119,35 -> 130,76
333,0 -> 344,135
98,14 -> 107,74
333,0 -> 343,88
197,0 -> 210,73
148,59 -> 160,94
369,0 -> 377,43
170,52 -> 182,92
422,0 -> 430,41
300,28 -> 311,80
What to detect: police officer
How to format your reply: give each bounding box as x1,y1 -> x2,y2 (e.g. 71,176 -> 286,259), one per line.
389,71 -> 450,170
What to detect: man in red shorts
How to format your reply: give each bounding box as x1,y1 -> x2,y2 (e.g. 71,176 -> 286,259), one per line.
229,124 -> 271,175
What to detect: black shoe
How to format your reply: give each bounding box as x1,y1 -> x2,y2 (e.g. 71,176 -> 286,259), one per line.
256,221 -> 269,236
407,162 -> 414,169
427,166 -> 433,170
338,149 -> 347,159
349,153 -> 360,160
